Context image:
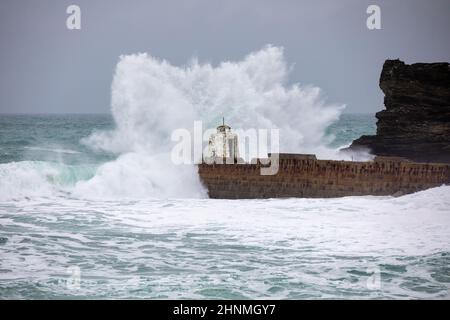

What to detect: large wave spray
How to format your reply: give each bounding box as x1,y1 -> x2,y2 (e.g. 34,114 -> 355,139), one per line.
86,45 -> 343,154
0,46 -> 347,200
75,46 -> 345,199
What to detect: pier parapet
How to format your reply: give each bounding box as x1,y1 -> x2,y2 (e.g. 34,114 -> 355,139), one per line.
198,154 -> 450,199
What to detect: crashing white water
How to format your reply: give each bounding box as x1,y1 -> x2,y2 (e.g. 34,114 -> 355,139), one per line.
1,186 -> 449,298
75,46 -> 345,199
0,46 -> 448,299
85,45 -> 343,155
0,46 -> 372,200
0,161 -> 97,201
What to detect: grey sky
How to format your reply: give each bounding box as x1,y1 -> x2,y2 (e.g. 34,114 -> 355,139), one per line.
1,0 -> 449,114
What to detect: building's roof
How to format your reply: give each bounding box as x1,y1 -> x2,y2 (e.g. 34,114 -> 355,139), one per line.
216,124 -> 231,131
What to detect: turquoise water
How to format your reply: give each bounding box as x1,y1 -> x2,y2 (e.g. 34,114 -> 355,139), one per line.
1,113 -> 450,300
0,114 -> 114,165
0,113 -> 375,164
0,113 -> 377,196
326,113 -> 377,148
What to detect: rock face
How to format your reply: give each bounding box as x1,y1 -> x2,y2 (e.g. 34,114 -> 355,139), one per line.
349,59 -> 450,163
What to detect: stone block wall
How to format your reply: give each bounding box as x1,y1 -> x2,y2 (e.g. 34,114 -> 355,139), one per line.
198,154 -> 450,199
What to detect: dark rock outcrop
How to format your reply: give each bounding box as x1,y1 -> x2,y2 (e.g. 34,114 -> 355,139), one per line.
348,59 -> 450,163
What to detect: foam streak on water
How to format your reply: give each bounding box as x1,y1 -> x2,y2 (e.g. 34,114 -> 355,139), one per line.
0,47 -> 448,299
1,187 -> 449,299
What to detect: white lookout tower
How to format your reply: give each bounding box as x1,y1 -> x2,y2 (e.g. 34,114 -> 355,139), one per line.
207,118 -> 240,162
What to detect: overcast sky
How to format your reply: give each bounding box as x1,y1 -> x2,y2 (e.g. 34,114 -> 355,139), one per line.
1,0 -> 449,114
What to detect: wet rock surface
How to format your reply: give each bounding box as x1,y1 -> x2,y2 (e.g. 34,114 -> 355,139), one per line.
348,59 -> 450,163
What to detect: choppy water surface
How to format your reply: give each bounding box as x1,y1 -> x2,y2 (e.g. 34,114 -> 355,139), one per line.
1,114 -> 449,299
1,188 -> 450,299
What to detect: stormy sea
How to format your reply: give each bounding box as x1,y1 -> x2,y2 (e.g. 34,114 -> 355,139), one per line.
1,47 -> 449,299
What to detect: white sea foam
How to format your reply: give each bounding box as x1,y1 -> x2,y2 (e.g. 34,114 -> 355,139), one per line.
1,186 -> 449,298
85,45 -> 344,155
0,161 -> 97,201
24,146 -> 81,154
0,161 -> 55,200
0,47 -> 375,200
73,153 -> 205,199
0,49 -> 448,299
77,46 -> 347,199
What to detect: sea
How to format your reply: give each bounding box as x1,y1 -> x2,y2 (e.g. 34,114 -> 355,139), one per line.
1,113 -> 449,299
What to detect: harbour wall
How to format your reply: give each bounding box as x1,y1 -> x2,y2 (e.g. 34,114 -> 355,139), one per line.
198,154 -> 450,199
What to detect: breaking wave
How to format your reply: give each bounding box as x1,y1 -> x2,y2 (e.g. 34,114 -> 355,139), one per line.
75,45 -> 346,199
1,46 -> 352,200
0,161 -> 97,201
85,45 -> 344,155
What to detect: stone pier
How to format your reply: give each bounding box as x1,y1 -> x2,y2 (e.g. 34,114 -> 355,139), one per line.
198,154 -> 450,199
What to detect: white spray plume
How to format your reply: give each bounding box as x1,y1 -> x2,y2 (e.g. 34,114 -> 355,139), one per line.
85,45 -> 344,155
78,45 -> 347,199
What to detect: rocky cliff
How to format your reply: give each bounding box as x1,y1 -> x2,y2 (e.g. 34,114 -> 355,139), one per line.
348,59 -> 450,163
